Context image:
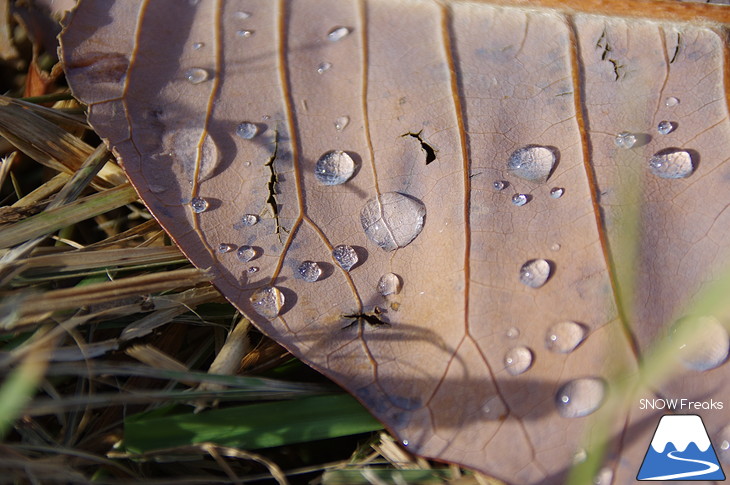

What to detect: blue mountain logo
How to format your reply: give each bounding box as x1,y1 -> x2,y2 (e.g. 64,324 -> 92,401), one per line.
637,414 -> 725,481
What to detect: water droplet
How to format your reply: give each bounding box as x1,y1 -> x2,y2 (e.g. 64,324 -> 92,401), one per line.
378,273 -> 402,296
550,243 -> 561,251
648,149 -> 694,179
333,245 -> 358,271
507,145 -> 556,183
519,259 -> 551,288
511,194 -> 528,206
192,42 -> 204,50
719,425 -> 730,464
297,261 -> 322,282
315,150 -> 355,185
546,321 -> 587,353
402,439 -> 409,447
239,214 -> 259,227
249,286 -> 285,319
236,29 -> 254,38
218,243 -> 236,254
493,180 -> 507,191
657,120 -> 675,135
665,96 -> 680,107
236,122 -> 258,140
234,11 -> 251,19
614,131 -> 636,149
573,448 -> 588,464
360,192 -> 426,251
327,26 -> 352,42
555,377 -> 606,418
482,396 -> 508,420
676,316 -> 729,371
164,129 -> 220,183
504,346 -> 533,376
317,61 -> 332,74
506,327 -> 520,339
185,67 -> 209,84
236,245 -> 256,263
593,467 -> 613,485
190,197 -> 209,213
550,187 -> 564,198
334,116 -> 350,131
248,266 -> 259,274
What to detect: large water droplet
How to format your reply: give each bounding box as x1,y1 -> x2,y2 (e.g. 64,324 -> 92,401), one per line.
236,122 -> 258,140
665,96 -> 680,107
185,67 -> 209,84
317,62 -> 332,74
334,116 -> 350,131
218,243 -> 236,254
327,26 -> 352,42
614,131 -> 636,149
555,377 -> 606,418
482,396 -> 508,420
507,145 -> 556,183
378,273 -> 402,296
504,346 -> 533,376
511,193 -> 529,206
519,259 -> 551,288
249,286 -> 284,319
236,245 -> 256,263
297,261 -> 322,282
657,120 -> 675,135
676,316 -> 729,371
546,321 -> 587,353
593,467 -> 613,485
165,129 -> 220,183
649,149 -> 694,179
190,197 -> 209,213
333,245 -> 358,271
315,150 -> 355,185
360,192 -> 426,251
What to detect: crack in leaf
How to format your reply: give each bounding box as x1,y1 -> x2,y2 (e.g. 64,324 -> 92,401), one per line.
401,130 -> 437,165
264,127 -> 288,243
595,28 -> 624,81
669,33 -> 682,64
342,307 -> 390,330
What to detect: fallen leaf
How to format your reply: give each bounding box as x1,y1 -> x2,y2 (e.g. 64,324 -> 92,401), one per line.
59,1 -> 730,483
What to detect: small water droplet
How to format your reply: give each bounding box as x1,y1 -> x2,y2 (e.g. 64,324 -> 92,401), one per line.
507,145 -> 557,182
333,245 -> 358,271
675,316 -> 729,371
248,266 -> 259,274
546,321 -> 587,353
192,42 -> 204,50
236,245 -> 256,263
719,425 -> 730,464
236,122 -> 258,140
665,96 -> 680,107
573,448 -> 588,464
378,273 -> 402,296
555,377 -> 606,418
185,67 -> 209,84
504,346 -> 533,376
402,439 -> 409,447
493,180 -> 507,191
511,193 -> 529,206
327,26 -> 352,42
218,243 -> 236,254
317,61 -> 332,74
315,150 -> 355,185
506,327 -> 520,339
648,149 -> 695,179
657,120 -> 675,135
550,187 -> 564,198
593,467 -> 613,485
614,131 -> 637,149
190,197 -> 209,213
361,192 -> 426,251
236,29 -> 254,38
234,11 -> 251,19
249,286 -> 285,319
334,115 -> 350,131
519,259 -> 551,288
297,261 -> 322,282
482,396 -> 508,420
550,243 -> 561,252
239,214 -> 259,227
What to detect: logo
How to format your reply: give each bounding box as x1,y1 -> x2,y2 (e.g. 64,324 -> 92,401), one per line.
637,414 -> 725,481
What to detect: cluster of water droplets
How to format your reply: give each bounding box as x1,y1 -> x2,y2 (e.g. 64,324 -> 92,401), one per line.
493,145 -> 561,207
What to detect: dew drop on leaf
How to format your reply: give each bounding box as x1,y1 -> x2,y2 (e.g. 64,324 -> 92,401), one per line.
360,192 -> 426,251
249,286 -> 285,319
614,131 -> 636,149
511,193 -> 528,206
555,377 -> 606,418
657,120 -> 675,135
649,149 -> 695,179
317,61 -> 332,74
236,122 -> 258,140
718,424 -> 730,464
675,316 -> 729,371
218,243 -> 236,254
665,96 -> 680,107
506,327 -> 520,339
190,196 -> 209,213
593,467 -> 613,485
238,214 -> 259,227
236,29 -> 254,38
234,11 -> 251,19
185,67 -> 209,84
192,42 -> 204,50
315,150 -> 355,185
492,180 -> 507,191
297,261 -> 322,282
332,244 -> 358,271
482,396 -> 508,420
164,129 -> 220,183
519,259 -> 551,288
503,346 -> 533,376
236,245 -> 256,263
550,187 -> 564,198
327,26 -> 352,42
334,115 -> 350,131
507,145 -> 556,182
247,266 -> 259,274
377,273 -> 402,296
545,321 -> 586,354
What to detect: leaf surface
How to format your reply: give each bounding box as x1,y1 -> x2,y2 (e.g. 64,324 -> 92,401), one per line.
60,1 -> 730,482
